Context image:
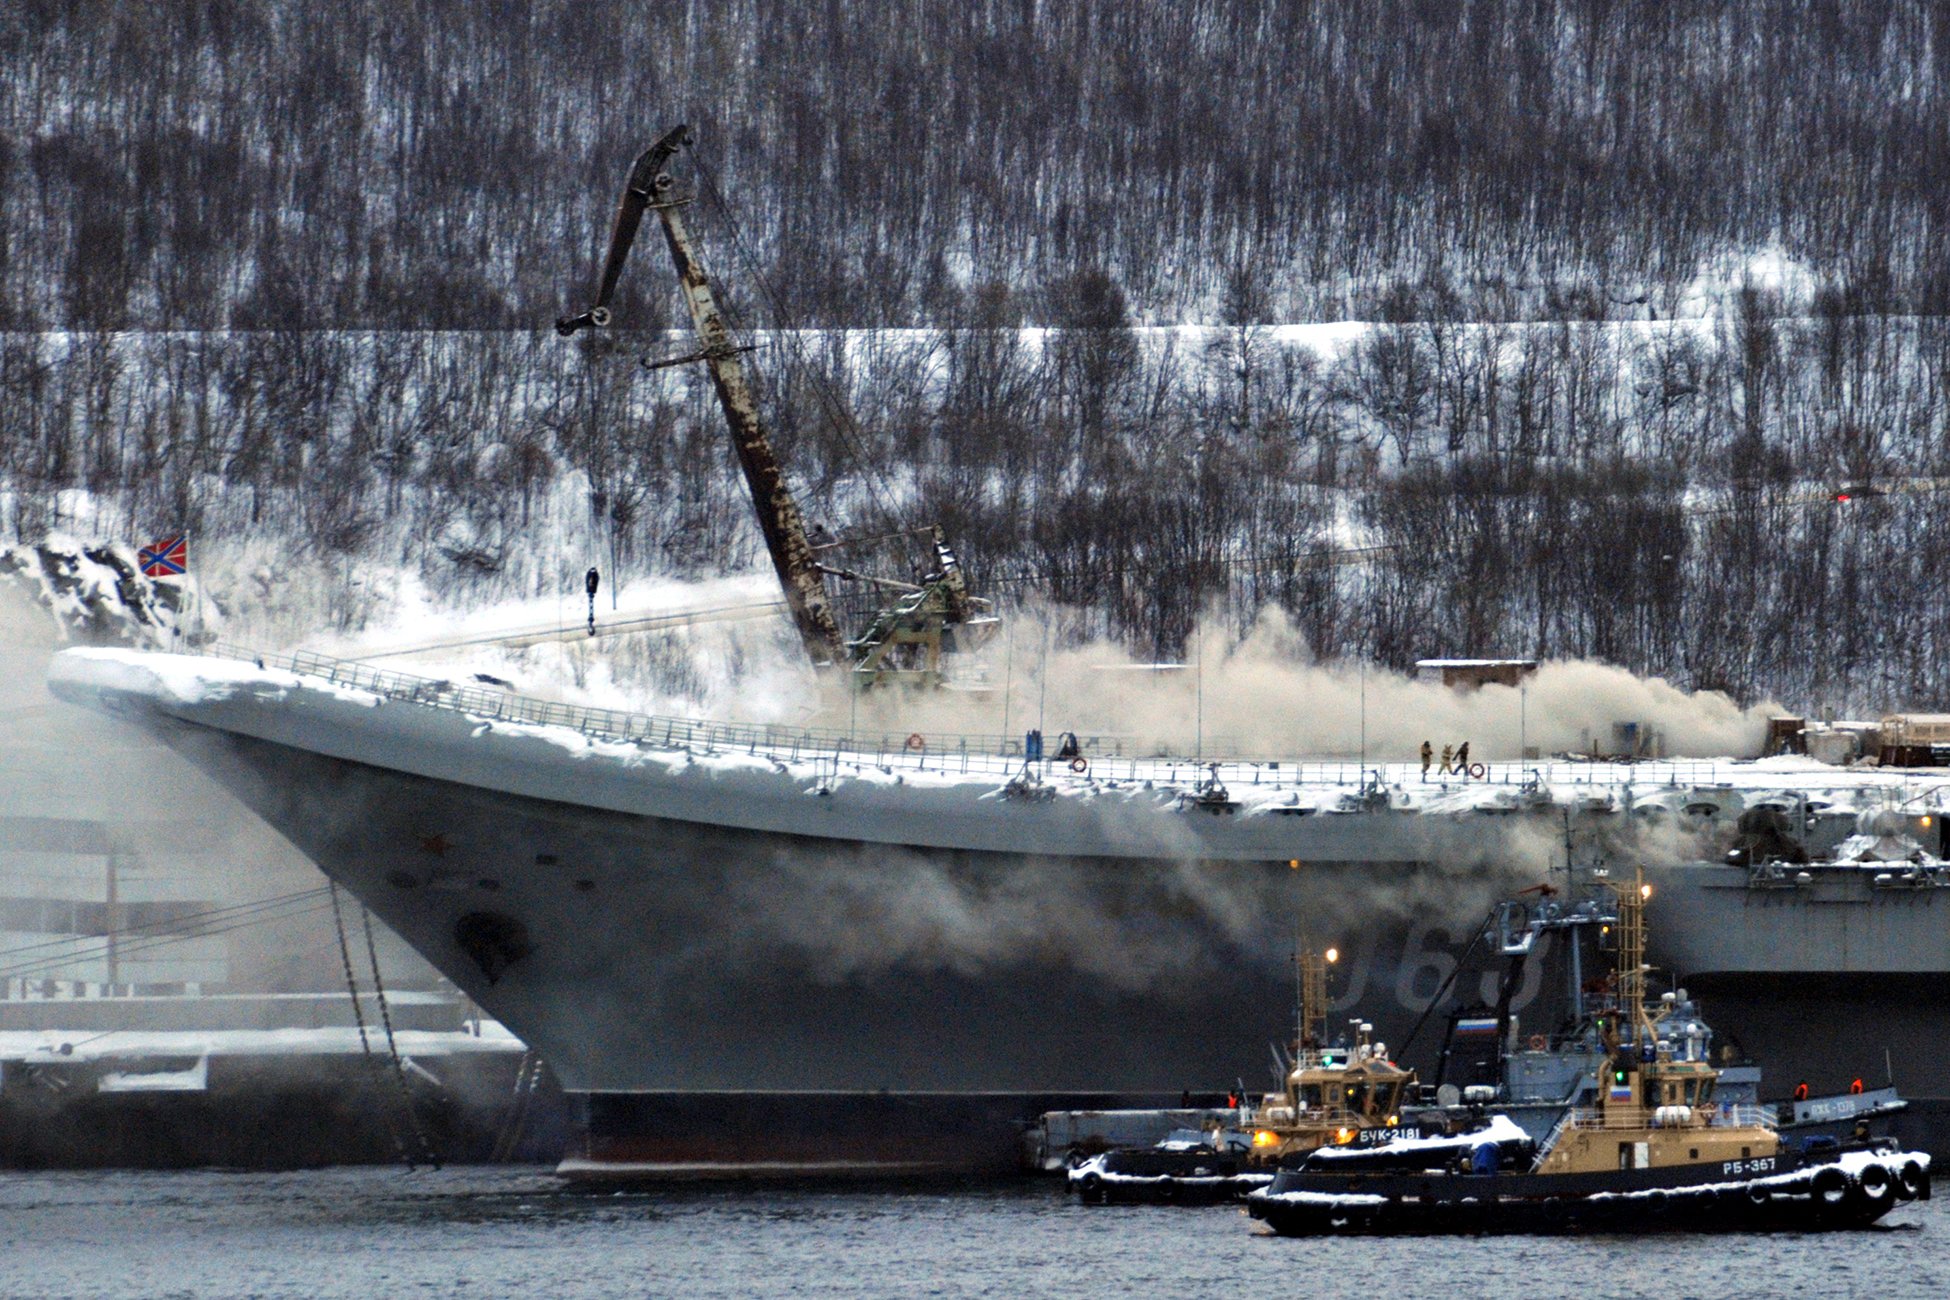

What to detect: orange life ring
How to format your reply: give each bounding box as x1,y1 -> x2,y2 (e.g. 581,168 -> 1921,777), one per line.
1467,762 -> 1487,779
1793,1082 -> 1810,1102
1527,1033 -> 1548,1051
1850,1077 -> 1864,1095
1069,756 -> 1089,773
905,732 -> 925,751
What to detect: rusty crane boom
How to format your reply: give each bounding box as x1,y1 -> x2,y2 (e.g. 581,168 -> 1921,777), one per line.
558,126 -> 991,689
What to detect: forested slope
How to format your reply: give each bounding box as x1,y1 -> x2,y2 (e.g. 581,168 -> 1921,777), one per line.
6,1 -> 1950,713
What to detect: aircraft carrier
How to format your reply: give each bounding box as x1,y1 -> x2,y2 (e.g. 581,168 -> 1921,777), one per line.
45,645 -> 1950,1174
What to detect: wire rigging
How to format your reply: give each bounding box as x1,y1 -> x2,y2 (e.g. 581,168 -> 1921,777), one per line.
0,898 -> 337,985
0,887 -> 332,977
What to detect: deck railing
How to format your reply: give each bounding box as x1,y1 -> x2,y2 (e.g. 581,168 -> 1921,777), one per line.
199,642 -> 1811,792
1569,1104 -> 1775,1131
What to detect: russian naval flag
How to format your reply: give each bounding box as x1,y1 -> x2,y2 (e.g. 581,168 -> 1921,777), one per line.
139,535 -> 188,578
1453,1017 -> 1500,1037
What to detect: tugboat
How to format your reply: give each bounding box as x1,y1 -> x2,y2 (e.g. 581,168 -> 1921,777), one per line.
1247,870 -> 1932,1235
1423,880 -> 1910,1155
1070,947 -> 1414,1204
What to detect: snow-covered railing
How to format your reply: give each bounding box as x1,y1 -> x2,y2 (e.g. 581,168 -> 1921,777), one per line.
202,643 -> 1773,791
229,644 -> 1140,767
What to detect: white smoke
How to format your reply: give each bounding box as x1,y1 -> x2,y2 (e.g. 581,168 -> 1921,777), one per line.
846,604 -> 1775,762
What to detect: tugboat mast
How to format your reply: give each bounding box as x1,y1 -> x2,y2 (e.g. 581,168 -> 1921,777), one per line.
1294,944 -> 1332,1061
1606,866 -> 1657,1050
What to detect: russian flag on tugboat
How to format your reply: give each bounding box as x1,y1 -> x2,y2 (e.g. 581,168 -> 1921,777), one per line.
1453,1017 -> 1499,1037
1609,1079 -> 1635,1101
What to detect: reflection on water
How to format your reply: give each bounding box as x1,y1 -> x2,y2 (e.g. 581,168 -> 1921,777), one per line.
0,1167 -> 1941,1299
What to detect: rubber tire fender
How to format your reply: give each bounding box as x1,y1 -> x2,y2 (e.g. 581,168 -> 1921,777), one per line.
1857,1162 -> 1894,1204
1900,1159 -> 1929,1201
1811,1165 -> 1850,1206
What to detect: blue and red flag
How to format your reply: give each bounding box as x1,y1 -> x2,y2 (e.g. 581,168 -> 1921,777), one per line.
138,535 -> 188,578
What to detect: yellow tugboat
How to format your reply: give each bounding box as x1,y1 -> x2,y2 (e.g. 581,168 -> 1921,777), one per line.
1246,947 -> 1415,1164
1248,870 -> 1932,1235
1070,946 -> 1414,1205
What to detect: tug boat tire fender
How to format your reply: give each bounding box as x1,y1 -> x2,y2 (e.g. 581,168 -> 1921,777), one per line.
1811,1165 -> 1850,1207
1900,1159 -> 1930,1201
1855,1162 -> 1894,1207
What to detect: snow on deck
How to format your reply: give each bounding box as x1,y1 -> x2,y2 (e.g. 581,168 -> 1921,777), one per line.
49,646 -> 1950,823
0,1022 -> 525,1064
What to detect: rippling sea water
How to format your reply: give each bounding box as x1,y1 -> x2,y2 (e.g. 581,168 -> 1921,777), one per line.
0,1167 -> 1943,1299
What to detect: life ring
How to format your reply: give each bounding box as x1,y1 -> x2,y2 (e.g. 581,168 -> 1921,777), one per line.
1793,1082 -> 1809,1102
1467,762 -> 1487,779
1070,756 -> 1089,773
905,732 -> 925,751
1527,1033 -> 1548,1052
1849,1077 -> 1864,1095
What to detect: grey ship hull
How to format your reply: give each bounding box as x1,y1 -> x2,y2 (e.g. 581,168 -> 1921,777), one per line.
1645,858 -> 1950,1115
47,650 -> 1950,1172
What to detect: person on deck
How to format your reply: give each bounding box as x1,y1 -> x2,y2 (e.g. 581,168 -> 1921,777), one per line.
1455,741 -> 1471,776
1438,744 -> 1455,775
1420,740 -> 1433,780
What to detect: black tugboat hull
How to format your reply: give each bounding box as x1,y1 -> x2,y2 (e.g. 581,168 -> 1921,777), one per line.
1247,1149 -> 1930,1235
1069,1149 -> 1272,1204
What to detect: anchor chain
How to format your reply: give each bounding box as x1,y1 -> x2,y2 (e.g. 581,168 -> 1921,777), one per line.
329,882 -> 414,1169
361,904 -> 441,1169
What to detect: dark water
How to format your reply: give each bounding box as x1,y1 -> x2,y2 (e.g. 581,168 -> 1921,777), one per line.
0,1167 -> 1943,1299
